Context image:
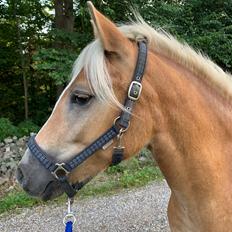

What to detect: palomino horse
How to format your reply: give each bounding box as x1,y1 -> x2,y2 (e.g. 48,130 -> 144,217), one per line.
17,2 -> 232,231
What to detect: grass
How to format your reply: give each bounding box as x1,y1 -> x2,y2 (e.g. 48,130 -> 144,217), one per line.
0,190 -> 42,214
0,152 -> 163,216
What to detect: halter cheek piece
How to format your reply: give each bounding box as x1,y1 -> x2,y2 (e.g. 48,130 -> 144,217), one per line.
27,40 -> 148,198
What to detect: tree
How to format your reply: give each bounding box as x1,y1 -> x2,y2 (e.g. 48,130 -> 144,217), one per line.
33,0 -> 79,92
173,0 -> 232,72
0,0 -> 231,127
54,0 -> 74,96
0,0 -> 51,123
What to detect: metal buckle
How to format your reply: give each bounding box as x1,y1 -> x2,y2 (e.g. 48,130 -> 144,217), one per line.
52,163 -> 70,179
113,116 -> 130,132
128,81 -> 142,101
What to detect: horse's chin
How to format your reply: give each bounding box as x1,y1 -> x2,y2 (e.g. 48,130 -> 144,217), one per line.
40,181 -> 64,201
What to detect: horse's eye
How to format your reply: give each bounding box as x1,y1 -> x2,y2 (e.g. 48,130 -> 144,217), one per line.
72,93 -> 93,106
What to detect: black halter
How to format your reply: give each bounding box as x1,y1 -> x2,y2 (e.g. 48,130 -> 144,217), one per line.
27,40 -> 148,198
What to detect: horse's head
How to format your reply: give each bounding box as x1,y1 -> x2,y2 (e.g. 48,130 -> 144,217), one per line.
16,2 -> 154,200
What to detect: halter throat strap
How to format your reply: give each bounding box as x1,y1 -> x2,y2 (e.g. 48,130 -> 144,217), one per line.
27,40 -> 148,198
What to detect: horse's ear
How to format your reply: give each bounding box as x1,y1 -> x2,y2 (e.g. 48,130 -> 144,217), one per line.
90,19 -> 98,38
87,1 -> 130,55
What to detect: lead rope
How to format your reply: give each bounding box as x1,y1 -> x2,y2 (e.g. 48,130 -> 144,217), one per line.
63,198 -> 76,232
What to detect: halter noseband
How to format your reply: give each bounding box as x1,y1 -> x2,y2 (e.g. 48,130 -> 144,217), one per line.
27,40 -> 148,198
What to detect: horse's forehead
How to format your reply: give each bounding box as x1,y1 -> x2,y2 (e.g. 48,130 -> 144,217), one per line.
73,70 -> 88,86
66,70 -> 92,94
50,71 -> 91,117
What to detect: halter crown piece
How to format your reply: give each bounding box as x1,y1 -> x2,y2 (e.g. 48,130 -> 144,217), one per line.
27,40 -> 148,198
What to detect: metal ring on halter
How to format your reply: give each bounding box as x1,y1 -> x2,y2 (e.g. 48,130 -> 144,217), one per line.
113,116 -> 130,133
63,213 -> 76,226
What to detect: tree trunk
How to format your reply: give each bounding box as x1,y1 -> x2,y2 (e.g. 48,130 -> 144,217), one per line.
13,0 -> 29,120
54,0 -> 74,98
54,0 -> 74,32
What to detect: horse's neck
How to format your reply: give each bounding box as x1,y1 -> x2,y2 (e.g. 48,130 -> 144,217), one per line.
147,51 -> 232,229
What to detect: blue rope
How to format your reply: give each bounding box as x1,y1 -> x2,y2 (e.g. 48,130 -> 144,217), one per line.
65,221 -> 73,232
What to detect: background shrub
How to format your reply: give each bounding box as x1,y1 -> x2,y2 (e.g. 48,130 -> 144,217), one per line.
17,121 -> 39,138
0,118 -> 39,141
0,118 -> 18,141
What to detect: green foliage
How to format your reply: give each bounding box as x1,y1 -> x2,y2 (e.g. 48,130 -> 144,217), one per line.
0,118 -> 39,141
0,0 -> 52,123
173,0 -> 232,71
17,120 -> 39,137
33,47 -> 79,85
0,118 -> 18,141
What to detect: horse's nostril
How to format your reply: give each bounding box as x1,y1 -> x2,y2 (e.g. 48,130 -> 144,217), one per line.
16,166 -> 24,184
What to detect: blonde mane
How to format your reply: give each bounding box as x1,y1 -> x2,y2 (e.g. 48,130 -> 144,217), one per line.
120,21 -> 232,99
70,20 -> 232,107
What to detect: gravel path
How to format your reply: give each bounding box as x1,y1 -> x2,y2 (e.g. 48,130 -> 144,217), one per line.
0,181 -> 170,232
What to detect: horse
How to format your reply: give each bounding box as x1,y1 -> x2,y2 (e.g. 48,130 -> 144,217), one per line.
16,1 -> 232,231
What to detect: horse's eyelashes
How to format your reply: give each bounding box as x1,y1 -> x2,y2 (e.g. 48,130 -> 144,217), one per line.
104,50 -> 119,59
104,50 -> 112,57
71,93 -> 93,106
